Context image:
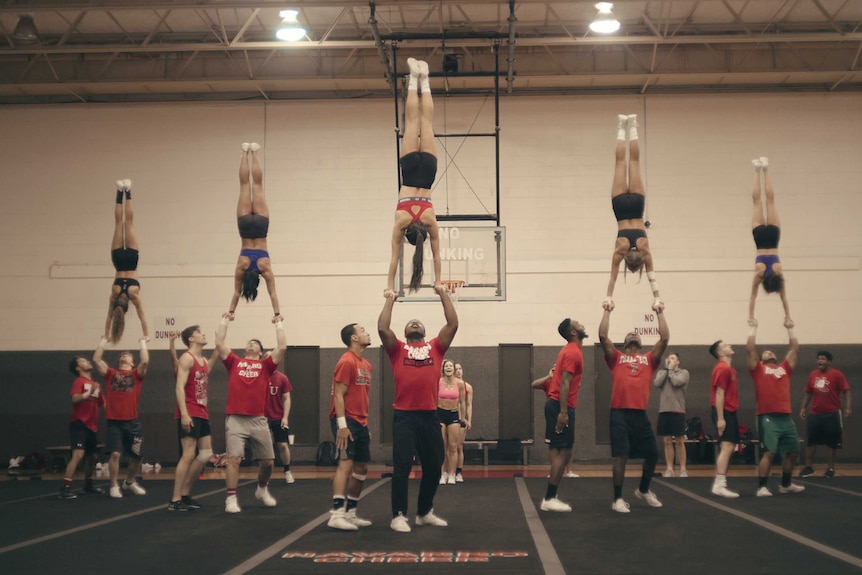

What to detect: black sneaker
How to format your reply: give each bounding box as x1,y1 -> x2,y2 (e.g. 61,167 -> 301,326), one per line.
167,500 -> 190,511
58,487 -> 77,500
824,468 -> 835,478
181,496 -> 202,510
83,485 -> 105,495
799,466 -> 815,478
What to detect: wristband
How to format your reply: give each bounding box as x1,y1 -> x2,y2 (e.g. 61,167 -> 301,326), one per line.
275,321 -> 285,330
220,317 -> 230,326
139,338 -> 148,350
786,328 -> 796,339
337,417 -> 347,429
274,312 -> 281,317
749,325 -> 757,337
97,337 -> 107,349
647,272 -> 659,294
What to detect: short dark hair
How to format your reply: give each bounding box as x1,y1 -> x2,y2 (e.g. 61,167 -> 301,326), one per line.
249,339 -> 263,353
68,356 -> 83,376
557,318 -> 572,341
341,323 -> 357,347
181,325 -> 200,348
668,351 -> 680,361
709,340 -> 722,359
816,350 -> 833,362
762,273 -> 784,294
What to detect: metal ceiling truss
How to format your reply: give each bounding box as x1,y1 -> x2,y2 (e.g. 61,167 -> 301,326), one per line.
0,0 -> 860,103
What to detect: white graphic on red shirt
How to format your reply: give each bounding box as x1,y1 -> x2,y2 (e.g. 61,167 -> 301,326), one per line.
194,371 -> 208,406
814,377 -> 829,392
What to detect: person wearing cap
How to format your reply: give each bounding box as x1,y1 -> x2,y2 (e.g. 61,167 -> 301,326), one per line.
599,302 -> 669,513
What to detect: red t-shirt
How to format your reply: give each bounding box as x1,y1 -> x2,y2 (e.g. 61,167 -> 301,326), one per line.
223,352 -> 278,416
174,352 -> 209,420
750,360 -> 793,415
329,350 -> 373,426
711,361 -> 739,413
607,349 -> 658,410
547,342 -> 584,408
70,376 -> 105,432
387,338 -> 447,411
805,368 -> 850,414
104,367 -> 144,421
265,370 -> 293,421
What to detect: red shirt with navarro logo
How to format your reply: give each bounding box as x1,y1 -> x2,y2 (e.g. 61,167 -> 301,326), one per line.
175,353 -> 209,420
607,349 -> 658,410
105,368 -> 144,421
548,342 -> 584,408
330,350 -> 373,426
265,370 -> 293,420
70,377 -> 105,432
388,338 -> 447,411
750,360 -> 793,415
711,361 -> 739,413
805,368 -> 850,414
223,352 -> 278,416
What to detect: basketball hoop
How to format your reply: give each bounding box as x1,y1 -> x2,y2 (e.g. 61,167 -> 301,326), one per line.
440,280 -> 465,306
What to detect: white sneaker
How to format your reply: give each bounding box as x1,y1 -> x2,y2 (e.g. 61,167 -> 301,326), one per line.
241,143 -> 250,152
327,509 -> 358,531
439,472 -> 448,485
225,495 -> 241,513
663,468 -> 675,478
752,158 -> 763,170
346,509 -> 372,527
635,489 -> 663,508
455,472 -> 464,483
284,471 -> 295,484
611,498 -> 631,513
390,513 -> 411,533
415,509 -> 448,527
711,484 -> 740,498
122,481 -> 146,495
406,57 -> 421,76
540,497 -> 572,512
249,143 -> 260,152
679,469 -> 689,478
255,485 -> 277,507
627,113 -> 638,127
109,484 -> 122,499
759,156 -> 769,169
447,474 -> 456,485
417,59 -> 429,77
564,471 -> 580,478
779,483 -> 805,494
756,486 -> 773,497
116,180 -> 124,191
122,179 -> 131,191
617,114 -> 628,129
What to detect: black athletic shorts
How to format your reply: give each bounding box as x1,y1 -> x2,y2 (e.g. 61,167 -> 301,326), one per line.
544,398 -> 575,449
330,417 -> 371,463
711,407 -> 740,443
612,192 -> 645,221
400,151 -> 437,189
752,224 -> 780,250
656,412 -> 686,437
69,420 -> 100,455
268,420 -> 290,444
111,248 -> 139,272
106,419 -> 143,457
237,213 -> 269,239
437,408 -> 460,426
177,417 -> 211,440
610,408 -> 658,459
807,411 -> 843,449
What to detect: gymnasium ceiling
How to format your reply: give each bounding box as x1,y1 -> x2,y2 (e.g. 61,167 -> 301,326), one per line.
1,0 -> 861,104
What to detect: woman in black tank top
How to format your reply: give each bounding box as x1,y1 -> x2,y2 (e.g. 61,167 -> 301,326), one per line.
105,179 -> 149,344
606,114 -> 661,313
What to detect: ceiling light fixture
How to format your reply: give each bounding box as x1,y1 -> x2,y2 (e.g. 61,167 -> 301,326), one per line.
11,14 -> 39,43
276,9 -> 307,42
589,2 -> 620,34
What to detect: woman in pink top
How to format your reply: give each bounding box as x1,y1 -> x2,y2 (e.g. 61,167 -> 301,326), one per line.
437,360 -> 466,485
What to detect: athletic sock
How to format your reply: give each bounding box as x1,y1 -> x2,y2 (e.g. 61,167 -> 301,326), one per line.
346,496 -> 359,511
544,483 -> 558,500
125,189 -> 132,201
333,496 -> 346,511
613,485 -> 622,500
628,125 -> 639,141
63,477 -> 73,488
408,74 -> 418,91
227,488 -> 237,497
616,114 -> 627,140
638,475 -> 651,493
455,467 -> 462,475
714,474 -> 726,485
758,477 -> 768,489
780,472 -> 791,488
420,76 -> 431,94
283,465 -> 290,472
258,481 -> 268,489
116,190 -> 124,204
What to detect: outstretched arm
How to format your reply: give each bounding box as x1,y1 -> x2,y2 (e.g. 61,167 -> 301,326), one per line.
644,251 -> 661,301
651,302 -> 669,360
93,336 -> 110,377
598,309 -> 616,361
785,323 -> 799,370
434,283 -> 459,351
605,250 -> 624,305
748,274 -> 761,320
746,318 -> 759,372
428,220 -> 442,290
215,313 -> 232,360
269,316 -> 287,365
130,295 -> 149,339
229,266 -> 243,318
779,283 -> 792,324
169,334 -> 180,373
137,337 -> 150,378
378,291 -> 399,352
262,269 -> 281,320
386,216 -> 406,296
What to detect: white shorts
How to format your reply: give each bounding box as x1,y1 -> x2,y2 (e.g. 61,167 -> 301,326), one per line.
225,415 -> 275,460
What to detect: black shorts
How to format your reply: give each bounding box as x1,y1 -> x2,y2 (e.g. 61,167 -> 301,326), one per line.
544,398 -> 575,449
656,412 -> 686,437
807,412 -> 843,449
268,420 -> 290,444
330,417 -> 371,463
69,421 -> 100,455
237,213 -> 269,239
177,417 -> 211,440
437,408 -> 460,426
106,419 -> 143,458
400,151 -> 437,189
752,224 -> 780,250
610,409 -> 658,460
612,192 -> 645,221
711,407 -> 740,443
111,248 -> 139,272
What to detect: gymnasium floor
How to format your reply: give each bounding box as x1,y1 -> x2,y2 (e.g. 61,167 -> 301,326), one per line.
2,465 -> 861,575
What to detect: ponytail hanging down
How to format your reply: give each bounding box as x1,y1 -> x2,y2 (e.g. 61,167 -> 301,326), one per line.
241,268 -> 261,302
405,222 -> 428,293
109,294 -> 130,344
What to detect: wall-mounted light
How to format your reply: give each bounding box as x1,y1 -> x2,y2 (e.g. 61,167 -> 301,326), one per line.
276,9 -> 307,42
589,3 -> 620,34
12,14 -> 39,43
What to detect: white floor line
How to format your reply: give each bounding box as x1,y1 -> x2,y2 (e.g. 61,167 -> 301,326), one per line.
659,481 -> 862,569
0,480 -> 256,555
514,477 -> 566,575
795,480 -> 862,497
223,477 -> 390,575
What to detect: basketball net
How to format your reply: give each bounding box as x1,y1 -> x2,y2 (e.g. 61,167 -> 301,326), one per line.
440,280 -> 465,307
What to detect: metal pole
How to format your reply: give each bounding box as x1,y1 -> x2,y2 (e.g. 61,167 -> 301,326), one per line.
494,41 -> 501,227
506,0 -> 517,95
